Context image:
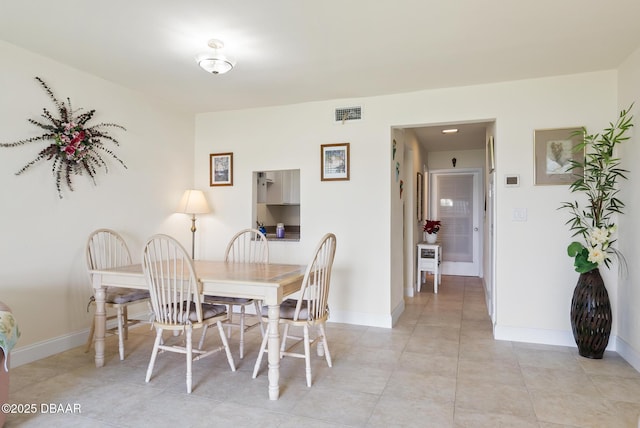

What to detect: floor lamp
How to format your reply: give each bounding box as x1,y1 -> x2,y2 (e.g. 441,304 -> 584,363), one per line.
176,189 -> 210,259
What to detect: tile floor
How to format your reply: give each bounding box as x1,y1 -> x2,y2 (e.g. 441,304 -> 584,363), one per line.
5,275 -> 640,427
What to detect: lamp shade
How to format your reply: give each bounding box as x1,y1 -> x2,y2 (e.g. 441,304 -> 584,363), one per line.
176,190 -> 210,214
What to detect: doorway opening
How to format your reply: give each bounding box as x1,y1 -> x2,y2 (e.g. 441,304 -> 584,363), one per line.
394,120 -> 496,314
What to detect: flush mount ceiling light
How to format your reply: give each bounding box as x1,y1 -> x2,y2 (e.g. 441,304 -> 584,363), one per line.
441,128 -> 459,134
196,39 -> 235,75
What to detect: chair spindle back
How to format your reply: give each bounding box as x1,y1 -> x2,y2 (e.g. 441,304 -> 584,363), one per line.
142,234 -> 203,326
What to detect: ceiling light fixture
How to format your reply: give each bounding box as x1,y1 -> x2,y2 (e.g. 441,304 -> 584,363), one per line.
196,39 -> 235,75
442,128 -> 459,134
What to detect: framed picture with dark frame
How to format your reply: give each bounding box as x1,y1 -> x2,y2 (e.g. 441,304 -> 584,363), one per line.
416,172 -> 424,222
210,152 -> 233,186
534,127 -> 583,185
321,142 -> 350,181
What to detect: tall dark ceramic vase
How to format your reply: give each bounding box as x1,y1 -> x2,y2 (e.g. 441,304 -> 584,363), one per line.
570,269 -> 612,359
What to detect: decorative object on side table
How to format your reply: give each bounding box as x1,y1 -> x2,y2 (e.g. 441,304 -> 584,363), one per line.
423,219 -> 441,244
0,77 -> 126,198
559,104 -> 634,359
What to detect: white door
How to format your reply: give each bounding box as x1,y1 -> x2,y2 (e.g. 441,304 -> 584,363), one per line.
430,169 -> 481,276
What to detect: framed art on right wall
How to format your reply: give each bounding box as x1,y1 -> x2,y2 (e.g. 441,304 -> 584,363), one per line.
534,127 -> 584,185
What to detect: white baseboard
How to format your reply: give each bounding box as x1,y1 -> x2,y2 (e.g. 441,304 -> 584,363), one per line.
328,309 -> 393,328
615,336 -> 640,373
494,325 -> 617,351
391,300 -> 405,327
11,330 -> 88,368
11,312 -> 151,368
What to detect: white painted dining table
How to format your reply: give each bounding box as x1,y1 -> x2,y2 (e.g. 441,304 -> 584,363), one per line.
90,260 -> 306,400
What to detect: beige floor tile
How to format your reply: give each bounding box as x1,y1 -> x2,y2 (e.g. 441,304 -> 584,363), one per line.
514,347 -> 584,372
455,380 -> 536,418
458,338 -> 519,363
590,374 -> 640,403
383,370 -> 456,403
396,350 -> 458,377
314,363 -> 393,395
457,357 -> 525,387
521,366 -> 600,395
340,345 -> 403,370
404,335 -> 460,358
453,408 -> 539,428
7,274 -> 640,427
367,395 -> 454,427
578,353 -> 640,378
290,385 -> 379,426
355,327 -> 412,351
529,389 -> 628,427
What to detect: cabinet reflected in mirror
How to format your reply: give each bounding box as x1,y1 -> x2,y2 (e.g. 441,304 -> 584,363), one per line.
253,169 -> 300,241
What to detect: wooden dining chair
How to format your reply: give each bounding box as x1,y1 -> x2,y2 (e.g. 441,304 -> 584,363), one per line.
252,233 -> 337,387
142,234 -> 236,394
204,228 -> 269,359
85,228 -> 150,361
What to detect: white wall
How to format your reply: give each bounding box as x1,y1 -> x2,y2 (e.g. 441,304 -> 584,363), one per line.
194,71 -> 623,343
195,104 -> 393,327
428,149 -> 486,171
616,47 -> 640,370
0,41 -> 195,365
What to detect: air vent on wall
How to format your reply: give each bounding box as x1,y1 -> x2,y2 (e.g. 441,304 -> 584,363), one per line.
334,106 -> 362,124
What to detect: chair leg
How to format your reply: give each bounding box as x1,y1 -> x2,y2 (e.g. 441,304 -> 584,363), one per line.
303,325 -> 312,387
252,325 -> 269,379
318,323 -> 332,367
116,307 -> 125,361
239,305 -> 245,359
226,305 -> 233,338
85,317 -> 96,353
280,324 -> 290,353
253,300 -> 265,336
198,325 -> 208,350
122,306 -> 129,340
145,327 -> 162,384
216,321 -> 236,372
185,326 -> 193,394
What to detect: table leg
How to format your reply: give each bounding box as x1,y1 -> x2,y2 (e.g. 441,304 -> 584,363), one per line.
92,278 -> 106,368
266,304 -> 281,400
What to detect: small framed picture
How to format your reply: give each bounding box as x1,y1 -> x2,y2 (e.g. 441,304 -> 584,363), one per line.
321,143 -> 350,181
534,128 -> 583,185
210,152 -> 233,186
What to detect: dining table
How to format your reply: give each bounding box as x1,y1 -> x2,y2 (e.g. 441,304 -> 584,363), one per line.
90,260 -> 307,400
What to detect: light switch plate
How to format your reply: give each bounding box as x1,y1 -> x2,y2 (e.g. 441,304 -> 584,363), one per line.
512,208 -> 527,221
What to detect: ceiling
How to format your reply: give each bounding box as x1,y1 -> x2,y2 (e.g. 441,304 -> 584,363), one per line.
1,1 -> 639,150
408,122 -> 491,152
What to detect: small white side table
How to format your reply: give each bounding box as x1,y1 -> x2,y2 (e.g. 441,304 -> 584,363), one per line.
416,242 -> 442,293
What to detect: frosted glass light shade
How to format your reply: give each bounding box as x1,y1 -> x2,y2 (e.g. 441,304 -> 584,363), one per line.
198,57 -> 234,74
